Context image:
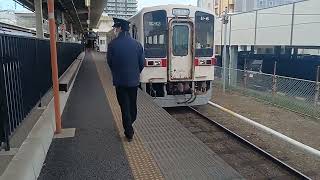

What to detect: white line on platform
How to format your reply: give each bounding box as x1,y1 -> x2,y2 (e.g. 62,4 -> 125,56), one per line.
208,101 -> 320,158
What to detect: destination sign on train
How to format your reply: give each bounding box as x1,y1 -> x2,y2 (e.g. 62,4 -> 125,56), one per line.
172,8 -> 190,16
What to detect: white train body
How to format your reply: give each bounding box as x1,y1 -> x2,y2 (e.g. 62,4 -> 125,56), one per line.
118,5 -> 216,107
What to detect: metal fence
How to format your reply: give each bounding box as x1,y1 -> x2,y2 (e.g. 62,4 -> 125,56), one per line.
214,66 -> 320,119
0,34 -> 83,150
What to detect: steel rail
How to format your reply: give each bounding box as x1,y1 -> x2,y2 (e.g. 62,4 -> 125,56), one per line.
187,106 -> 311,180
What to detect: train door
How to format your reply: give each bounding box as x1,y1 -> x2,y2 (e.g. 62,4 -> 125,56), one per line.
169,21 -> 194,81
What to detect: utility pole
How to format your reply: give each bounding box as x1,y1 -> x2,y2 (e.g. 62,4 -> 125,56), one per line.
221,7 -> 229,93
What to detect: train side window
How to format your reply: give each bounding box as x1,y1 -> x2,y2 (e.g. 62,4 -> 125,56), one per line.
132,25 -> 138,39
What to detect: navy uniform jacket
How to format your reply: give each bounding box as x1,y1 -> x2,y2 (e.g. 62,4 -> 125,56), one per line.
107,31 -> 145,87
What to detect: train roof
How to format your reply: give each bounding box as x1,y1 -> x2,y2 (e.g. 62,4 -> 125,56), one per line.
128,4 -> 215,21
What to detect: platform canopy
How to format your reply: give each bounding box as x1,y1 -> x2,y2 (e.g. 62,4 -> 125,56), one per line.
14,0 -> 106,32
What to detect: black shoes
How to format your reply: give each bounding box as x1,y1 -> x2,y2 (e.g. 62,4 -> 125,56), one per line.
127,137 -> 133,142
125,131 -> 134,142
125,134 -> 133,142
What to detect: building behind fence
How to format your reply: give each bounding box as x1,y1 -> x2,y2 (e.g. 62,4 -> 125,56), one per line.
0,34 -> 83,150
214,66 -> 320,119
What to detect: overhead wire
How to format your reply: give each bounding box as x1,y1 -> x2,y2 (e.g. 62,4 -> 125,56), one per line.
258,13 -> 320,16
220,21 -> 320,32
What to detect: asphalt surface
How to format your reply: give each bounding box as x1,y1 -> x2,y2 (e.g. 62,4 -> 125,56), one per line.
38,53 -> 133,180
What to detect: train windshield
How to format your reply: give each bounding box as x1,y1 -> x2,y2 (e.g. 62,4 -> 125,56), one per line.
143,10 -> 168,58
195,11 -> 214,57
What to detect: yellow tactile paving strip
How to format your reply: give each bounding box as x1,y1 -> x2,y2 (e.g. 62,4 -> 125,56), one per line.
93,53 -> 164,180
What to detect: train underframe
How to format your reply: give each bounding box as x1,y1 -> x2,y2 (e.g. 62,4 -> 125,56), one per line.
141,80 -> 212,107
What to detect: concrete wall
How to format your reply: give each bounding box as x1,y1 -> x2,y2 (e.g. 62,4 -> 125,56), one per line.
16,14 -> 36,29
215,0 -> 320,46
256,4 -> 293,45
256,0 -> 301,9
198,0 -> 215,12
230,12 -> 256,45
0,10 -> 17,25
293,0 -> 320,46
15,13 -> 49,33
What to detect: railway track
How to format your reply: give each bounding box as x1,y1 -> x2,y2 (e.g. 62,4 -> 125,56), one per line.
165,106 -> 311,180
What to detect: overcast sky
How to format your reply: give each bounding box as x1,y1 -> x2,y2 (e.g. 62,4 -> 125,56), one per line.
0,0 -> 29,12
0,0 -> 198,12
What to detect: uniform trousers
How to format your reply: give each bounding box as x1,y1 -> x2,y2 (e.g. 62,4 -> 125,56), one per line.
115,86 -> 138,138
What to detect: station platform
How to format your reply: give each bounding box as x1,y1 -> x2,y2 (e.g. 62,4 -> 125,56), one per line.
38,52 -> 242,180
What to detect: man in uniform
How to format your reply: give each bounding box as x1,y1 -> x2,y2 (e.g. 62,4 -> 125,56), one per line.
107,18 -> 145,142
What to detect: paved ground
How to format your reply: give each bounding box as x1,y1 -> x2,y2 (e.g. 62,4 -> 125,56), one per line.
38,51 -> 244,180
38,53 -> 133,180
94,52 -> 242,180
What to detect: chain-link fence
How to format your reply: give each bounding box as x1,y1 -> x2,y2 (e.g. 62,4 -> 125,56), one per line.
214,66 -> 320,119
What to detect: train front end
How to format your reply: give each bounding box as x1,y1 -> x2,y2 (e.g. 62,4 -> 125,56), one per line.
139,6 -> 215,107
